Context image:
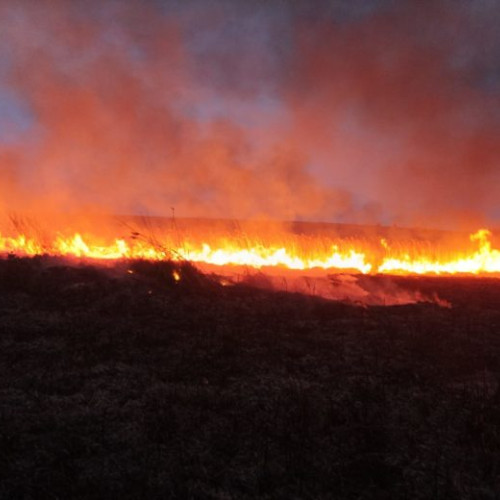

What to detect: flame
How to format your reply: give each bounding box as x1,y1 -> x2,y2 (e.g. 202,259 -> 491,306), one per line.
0,224 -> 499,276
378,229 -> 500,275
181,243 -> 372,273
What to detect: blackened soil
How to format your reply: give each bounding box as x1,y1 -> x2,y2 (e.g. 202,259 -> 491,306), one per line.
1,255 -> 500,499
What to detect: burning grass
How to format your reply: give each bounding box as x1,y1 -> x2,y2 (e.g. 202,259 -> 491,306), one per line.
2,215 -> 500,279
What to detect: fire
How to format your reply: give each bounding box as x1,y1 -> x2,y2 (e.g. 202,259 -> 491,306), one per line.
181,243 -> 372,273
0,222 -> 499,277
378,229 -> 500,275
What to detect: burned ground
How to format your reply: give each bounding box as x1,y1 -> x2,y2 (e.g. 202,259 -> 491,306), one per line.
1,256 -> 500,499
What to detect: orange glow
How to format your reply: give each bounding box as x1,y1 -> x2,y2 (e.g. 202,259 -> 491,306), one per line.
378,229 -> 500,275
0,221 -> 499,276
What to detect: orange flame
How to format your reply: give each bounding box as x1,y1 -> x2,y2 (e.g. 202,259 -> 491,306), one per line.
378,229 -> 500,275
0,223 -> 499,276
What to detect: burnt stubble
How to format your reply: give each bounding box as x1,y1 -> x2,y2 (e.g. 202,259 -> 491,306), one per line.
1,256 -> 500,499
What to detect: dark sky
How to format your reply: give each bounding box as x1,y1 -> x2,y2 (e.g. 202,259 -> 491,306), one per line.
1,0 -> 500,229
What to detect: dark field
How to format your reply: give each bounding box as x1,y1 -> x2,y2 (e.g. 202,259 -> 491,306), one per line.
1,256 -> 500,499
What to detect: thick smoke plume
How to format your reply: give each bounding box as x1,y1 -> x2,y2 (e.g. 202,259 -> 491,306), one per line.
0,0 -> 499,229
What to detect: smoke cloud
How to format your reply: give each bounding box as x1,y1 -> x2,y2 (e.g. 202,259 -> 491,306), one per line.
0,0 -> 499,229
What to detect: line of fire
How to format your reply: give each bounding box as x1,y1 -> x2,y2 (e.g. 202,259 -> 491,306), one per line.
2,214 -> 499,276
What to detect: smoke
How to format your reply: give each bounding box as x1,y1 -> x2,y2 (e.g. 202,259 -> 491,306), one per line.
0,0 -> 499,229
288,0 -> 500,228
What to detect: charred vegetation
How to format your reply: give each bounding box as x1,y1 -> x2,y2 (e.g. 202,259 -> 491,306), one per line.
0,257 -> 500,498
